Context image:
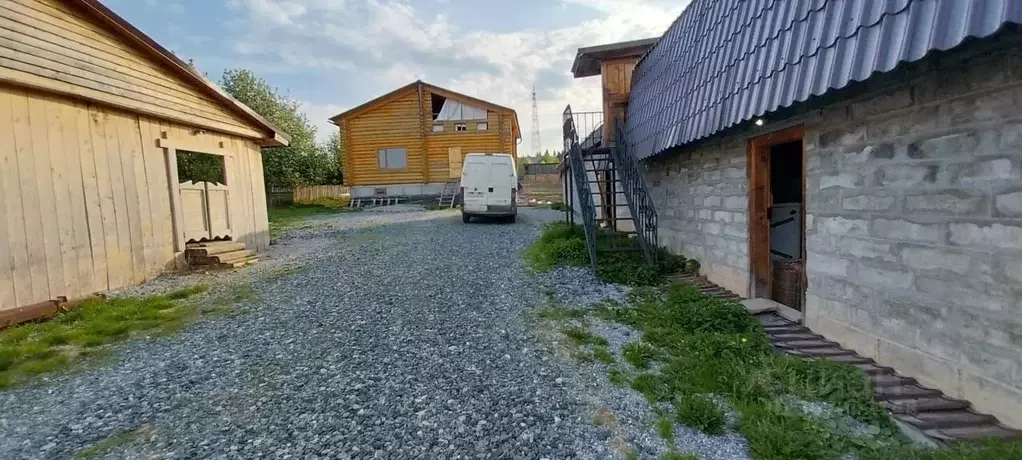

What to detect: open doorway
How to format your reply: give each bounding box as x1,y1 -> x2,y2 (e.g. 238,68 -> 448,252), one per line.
748,126 -> 806,313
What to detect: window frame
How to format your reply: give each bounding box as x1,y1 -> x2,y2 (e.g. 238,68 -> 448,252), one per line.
377,147 -> 408,170
432,123 -> 444,132
455,123 -> 467,132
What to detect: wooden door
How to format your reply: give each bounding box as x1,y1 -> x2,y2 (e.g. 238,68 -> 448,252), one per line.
179,181 -> 232,242
747,126 -> 804,299
448,147 -> 463,179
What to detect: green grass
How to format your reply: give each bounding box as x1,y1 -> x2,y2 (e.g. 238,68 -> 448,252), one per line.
660,452 -> 698,460
622,341 -> 661,369
536,306 -> 588,321
675,393 -> 726,435
268,203 -> 352,237
655,413 -> 675,440
595,282 -> 1022,459
0,284 -> 222,388
562,327 -> 609,347
74,424 -> 152,459
593,347 -> 616,364
524,222 -> 693,286
608,366 -> 632,387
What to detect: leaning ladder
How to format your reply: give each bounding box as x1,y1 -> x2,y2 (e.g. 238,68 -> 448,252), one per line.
438,179 -> 460,208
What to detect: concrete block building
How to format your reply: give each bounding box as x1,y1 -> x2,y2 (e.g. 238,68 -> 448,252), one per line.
574,0 -> 1022,430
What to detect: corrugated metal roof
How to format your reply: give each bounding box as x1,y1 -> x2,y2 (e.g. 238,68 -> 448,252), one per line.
625,0 -> 1022,160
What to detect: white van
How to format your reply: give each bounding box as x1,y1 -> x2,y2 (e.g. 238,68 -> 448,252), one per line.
460,153 -> 518,223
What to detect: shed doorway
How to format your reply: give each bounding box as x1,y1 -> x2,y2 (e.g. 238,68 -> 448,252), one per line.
176,150 -> 232,243
748,126 -> 806,312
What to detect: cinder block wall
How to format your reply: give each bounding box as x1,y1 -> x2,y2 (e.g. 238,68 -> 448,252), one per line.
647,140 -> 751,294
803,43 -> 1022,428
644,39 -> 1022,427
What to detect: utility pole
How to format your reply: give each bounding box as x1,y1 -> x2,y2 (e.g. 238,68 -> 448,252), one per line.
530,84 -> 542,157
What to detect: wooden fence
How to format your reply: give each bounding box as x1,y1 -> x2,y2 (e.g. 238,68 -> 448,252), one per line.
293,185 -> 350,204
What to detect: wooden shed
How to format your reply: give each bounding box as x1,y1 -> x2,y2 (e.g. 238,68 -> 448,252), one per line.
330,81 -> 520,198
0,0 -> 289,319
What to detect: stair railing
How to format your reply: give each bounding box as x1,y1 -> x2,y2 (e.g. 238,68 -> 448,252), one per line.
610,120 -> 658,264
563,106 -> 598,273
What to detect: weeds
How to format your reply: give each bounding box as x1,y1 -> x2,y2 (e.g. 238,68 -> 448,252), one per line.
592,347 -> 616,364
655,413 -> 674,440
524,222 -> 695,286
622,341 -> 660,369
536,306 -> 587,321
598,282 -> 918,459
0,284 -> 223,388
562,327 -> 608,347
675,393 -> 726,435
607,366 -> 632,387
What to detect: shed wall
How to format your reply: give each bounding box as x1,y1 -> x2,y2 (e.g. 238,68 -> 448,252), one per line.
644,44 -> 1022,428
0,0 -> 265,140
0,85 -> 269,312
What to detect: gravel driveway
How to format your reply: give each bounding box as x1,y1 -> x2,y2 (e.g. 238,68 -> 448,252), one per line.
0,208 -> 624,459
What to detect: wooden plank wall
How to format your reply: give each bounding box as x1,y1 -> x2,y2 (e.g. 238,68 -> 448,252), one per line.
0,85 -> 269,312
0,0 -> 263,139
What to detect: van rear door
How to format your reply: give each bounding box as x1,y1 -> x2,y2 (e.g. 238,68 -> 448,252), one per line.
486,159 -> 513,207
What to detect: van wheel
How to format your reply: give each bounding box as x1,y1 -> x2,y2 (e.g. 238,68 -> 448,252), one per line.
508,214 -> 516,224
462,213 -> 471,223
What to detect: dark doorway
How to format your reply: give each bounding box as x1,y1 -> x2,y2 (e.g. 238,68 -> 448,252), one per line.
767,140 -> 805,311
747,126 -> 806,312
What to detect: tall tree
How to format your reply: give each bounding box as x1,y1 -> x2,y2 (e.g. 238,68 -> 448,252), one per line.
220,69 -> 339,188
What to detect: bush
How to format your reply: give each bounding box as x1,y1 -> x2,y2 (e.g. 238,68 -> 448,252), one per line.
675,393 -> 726,435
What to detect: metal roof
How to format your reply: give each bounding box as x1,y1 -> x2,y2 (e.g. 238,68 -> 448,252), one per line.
625,0 -> 1022,160
571,38 -> 659,78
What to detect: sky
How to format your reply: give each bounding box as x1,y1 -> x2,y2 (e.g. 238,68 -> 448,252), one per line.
105,0 -> 689,155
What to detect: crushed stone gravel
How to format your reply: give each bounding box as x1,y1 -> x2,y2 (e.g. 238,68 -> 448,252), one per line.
0,208 -> 620,460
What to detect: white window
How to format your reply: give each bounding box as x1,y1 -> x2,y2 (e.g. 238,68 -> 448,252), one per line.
455,123 -> 467,132
377,148 -> 407,169
432,124 -> 444,132
476,122 -> 488,131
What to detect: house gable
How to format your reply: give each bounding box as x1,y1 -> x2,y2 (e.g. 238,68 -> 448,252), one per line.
0,0 -> 284,144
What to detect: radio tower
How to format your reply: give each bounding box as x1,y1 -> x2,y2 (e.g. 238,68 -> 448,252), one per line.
530,84 -> 542,157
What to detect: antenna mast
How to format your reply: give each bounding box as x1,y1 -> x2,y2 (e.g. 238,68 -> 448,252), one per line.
530,84 -> 542,156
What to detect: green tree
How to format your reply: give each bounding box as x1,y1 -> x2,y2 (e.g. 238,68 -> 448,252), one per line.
219,69 -> 339,188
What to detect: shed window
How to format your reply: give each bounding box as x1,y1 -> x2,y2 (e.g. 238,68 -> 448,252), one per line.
455,123 -> 467,132
378,148 -> 407,169
433,124 -> 444,132
476,122 -> 488,131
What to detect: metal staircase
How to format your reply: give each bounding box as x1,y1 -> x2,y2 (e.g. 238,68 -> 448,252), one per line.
438,179 -> 460,208
562,106 -> 658,271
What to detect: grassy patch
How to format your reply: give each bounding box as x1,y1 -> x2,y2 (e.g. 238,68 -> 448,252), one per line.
536,306 -> 588,321
74,424 -> 152,459
592,347 -> 616,364
524,222 -> 694,286
268,203 -> 351,237
622,341 -> 661,369
655,413 -> 674,440
607,366 -> 632,387
675,393 -> 726,435
660,452 -> 698,460
598,282 -> 914,459
0,284 -> 218,388
562,327 -> 608,347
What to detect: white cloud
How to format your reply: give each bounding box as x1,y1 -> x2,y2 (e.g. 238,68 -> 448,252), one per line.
226,0 -> 689,151
298,101 -> 348,143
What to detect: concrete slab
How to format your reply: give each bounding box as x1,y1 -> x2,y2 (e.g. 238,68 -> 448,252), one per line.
742,297 -> 804,323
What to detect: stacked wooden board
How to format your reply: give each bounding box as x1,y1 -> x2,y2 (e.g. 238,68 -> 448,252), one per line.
185,241 -> 258,269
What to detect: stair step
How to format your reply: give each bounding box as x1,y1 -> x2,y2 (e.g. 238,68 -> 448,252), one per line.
775,339 -> 840,349
852,362 -> 895,375
870,373 -> 917,387
213,249 -> 255,263
226,256 -> 259,268
925,425 -> 1022,441
763,325 -> 810,334
771,332 -> 824,341
895,410 -> 996,430
884,396 -> 970,413
820,354 -> 874,364
875,385 -> 942,401
788,347 -> 855,357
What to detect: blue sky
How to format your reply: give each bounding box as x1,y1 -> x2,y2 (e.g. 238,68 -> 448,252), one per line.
105,0 -> 688,153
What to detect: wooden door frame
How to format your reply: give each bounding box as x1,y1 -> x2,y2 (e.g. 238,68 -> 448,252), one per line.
156,134 -> 232,253
746,125 -> 805,299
